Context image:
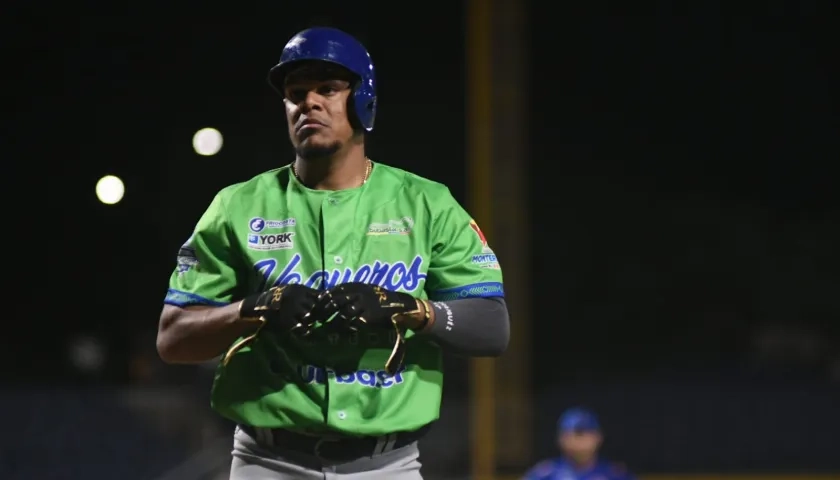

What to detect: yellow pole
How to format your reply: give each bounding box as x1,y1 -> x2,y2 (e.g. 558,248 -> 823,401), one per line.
466,0 -> 495,479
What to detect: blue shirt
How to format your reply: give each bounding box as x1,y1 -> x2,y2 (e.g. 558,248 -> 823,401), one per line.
522,457 -> 636,480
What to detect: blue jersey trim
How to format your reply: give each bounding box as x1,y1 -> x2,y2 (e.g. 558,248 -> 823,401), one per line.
429,282 -> 504,301
164,289 -> 229,307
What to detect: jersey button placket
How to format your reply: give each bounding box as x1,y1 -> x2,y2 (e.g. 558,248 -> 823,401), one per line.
322,194 -> 340,430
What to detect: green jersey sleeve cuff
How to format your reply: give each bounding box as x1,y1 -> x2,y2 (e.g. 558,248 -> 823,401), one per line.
428,282 -> 504,301
164,288 -> 230,308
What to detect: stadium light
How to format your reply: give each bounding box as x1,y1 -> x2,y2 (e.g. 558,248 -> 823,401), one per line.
96,175 -> 125,205
67,334 -> 107,375
193,127 -> 223,156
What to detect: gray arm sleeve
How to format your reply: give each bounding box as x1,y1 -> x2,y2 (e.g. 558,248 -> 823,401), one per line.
425,297 -> 510,357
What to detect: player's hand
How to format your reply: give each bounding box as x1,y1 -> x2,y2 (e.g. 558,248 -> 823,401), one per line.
239,284 -> 320,336
317,282 -> 425,331
317,282 -> 428,376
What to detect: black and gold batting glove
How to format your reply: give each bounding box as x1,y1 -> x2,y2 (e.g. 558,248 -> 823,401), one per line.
222,284 -> 319,366
317,282 -> 420,329
317,282 -> 431,375
239,284 -> 320,334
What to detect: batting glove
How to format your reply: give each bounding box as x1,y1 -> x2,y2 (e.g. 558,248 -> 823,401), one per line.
239,284 -> 320,335
317,282 -> 431,375
222,284 -> 320,366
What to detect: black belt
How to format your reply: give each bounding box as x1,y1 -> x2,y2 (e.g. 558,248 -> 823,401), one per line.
240,423 -> 431,463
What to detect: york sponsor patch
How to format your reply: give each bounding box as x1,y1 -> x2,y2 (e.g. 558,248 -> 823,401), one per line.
247,232 -> 295,251
298,364 -> 407,388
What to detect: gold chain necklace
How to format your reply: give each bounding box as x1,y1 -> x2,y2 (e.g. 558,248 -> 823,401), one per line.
292,158 -> 373,186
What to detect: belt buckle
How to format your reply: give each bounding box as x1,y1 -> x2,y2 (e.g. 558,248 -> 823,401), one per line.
313,435 -> 341,460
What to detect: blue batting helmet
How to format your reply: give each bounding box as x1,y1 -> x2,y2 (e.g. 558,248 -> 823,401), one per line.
267,27 -> 377,132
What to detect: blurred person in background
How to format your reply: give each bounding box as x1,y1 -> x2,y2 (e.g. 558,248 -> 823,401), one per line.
522,407 -> 635,480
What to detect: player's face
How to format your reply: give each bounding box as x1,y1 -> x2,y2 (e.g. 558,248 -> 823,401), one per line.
283,63 -> 357,160
558,430 -> 602,462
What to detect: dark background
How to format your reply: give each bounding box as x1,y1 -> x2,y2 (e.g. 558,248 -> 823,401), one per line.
7,2 -> 839,479
529,5 -> 838,379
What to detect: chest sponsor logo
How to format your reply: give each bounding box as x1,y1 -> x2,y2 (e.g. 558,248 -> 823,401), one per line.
249,217 -> 296,233
366,216 -> 414,236
298,364 -> 407,388
253,253 -> 426,292
247,232 -> 294,251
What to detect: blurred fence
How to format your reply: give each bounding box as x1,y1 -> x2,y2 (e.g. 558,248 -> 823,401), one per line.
1,377 -> 838,479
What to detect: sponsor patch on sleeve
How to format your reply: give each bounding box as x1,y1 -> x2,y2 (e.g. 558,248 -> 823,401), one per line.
176,236 -> 199,274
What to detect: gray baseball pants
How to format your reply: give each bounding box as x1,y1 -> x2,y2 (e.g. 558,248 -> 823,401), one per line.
229,425 -> 424,479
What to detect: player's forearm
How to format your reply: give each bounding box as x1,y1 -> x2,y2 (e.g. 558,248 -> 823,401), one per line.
156,302 -> 259,364
419,297 -> 510,356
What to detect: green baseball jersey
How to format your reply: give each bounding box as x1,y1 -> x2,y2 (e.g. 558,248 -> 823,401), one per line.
164,162 -> 504,436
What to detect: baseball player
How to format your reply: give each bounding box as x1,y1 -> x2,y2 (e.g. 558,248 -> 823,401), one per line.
156,27 -> 510,480
522,408 -> 636,480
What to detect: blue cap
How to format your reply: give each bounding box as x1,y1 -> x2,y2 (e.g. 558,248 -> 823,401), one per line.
557,408 -> 600,433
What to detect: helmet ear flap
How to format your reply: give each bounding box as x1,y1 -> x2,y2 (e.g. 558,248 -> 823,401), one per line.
267,65 -> 284,96
346,94 -> 363,134
350,82 -> 377,132
347,79 -> 376,134
356,94 -> 376,133
364,96 -> 377,120
346,99 -> 375,135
